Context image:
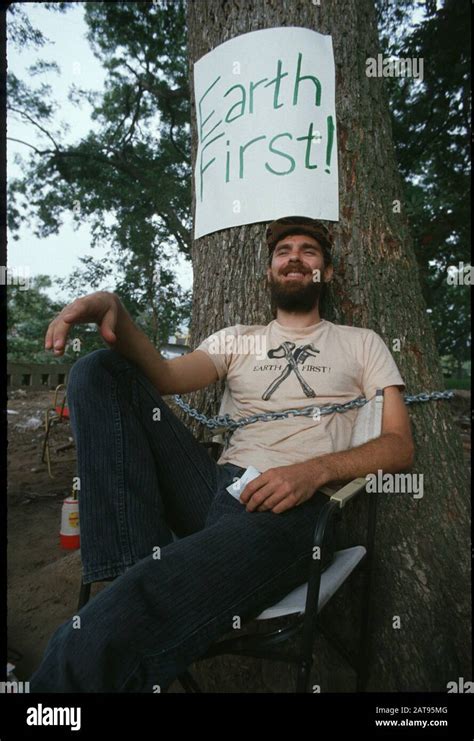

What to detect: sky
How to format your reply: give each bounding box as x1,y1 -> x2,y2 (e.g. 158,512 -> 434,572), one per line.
6,2 -> 193,323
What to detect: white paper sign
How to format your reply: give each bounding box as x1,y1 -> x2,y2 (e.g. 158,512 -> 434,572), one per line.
193,26 -> 339,240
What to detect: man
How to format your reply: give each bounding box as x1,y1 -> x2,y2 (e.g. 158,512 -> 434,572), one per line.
29,216 -> 414,693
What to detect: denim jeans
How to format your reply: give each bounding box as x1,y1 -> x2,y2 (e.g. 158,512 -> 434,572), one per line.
29,348 -> 335,693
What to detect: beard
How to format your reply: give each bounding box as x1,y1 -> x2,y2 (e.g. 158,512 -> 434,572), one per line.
268,269 -> 323,313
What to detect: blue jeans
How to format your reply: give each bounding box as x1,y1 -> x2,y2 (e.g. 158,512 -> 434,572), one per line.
29,348 -> 334,692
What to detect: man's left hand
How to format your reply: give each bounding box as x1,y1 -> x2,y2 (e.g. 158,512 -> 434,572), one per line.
239,461 -> 331,514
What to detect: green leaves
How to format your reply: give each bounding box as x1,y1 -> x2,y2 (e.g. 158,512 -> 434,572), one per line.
8,0 -> 191,361
376,0 -> 470,362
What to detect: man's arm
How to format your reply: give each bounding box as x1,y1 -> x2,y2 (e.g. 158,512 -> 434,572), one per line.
241,386 -> 415,513
45,291 -> 219,396
307,386 -> 415,486
113,299 -> 219,394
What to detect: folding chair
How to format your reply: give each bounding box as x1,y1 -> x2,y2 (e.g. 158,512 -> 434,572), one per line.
41,384 -> 73,478
77,389 -> 384,693
176,388 -> 384,693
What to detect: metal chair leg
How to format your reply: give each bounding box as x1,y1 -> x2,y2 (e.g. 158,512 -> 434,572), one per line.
77,581 -> 91,610
77,576 -> 119,611
356,561 -> 373,692
356,489 -> 377,691
177,669 -> 202,692
42,411 -> 54,478
295,659 -> 312,693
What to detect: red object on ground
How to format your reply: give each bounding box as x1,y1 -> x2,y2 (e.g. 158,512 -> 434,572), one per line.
60,498 -> 80,550
55,405 -> 70,419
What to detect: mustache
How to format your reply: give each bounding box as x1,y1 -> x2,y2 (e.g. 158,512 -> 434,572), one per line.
279,264 -> 310,275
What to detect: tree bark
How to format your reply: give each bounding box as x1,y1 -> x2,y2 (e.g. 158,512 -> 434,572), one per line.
182,0 -> 470,692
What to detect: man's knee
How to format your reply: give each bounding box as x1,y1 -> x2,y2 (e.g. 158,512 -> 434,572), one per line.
67,348 -> 165,410
67,348 -> 120,400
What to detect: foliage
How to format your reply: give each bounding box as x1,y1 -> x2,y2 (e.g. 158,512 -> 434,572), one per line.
7,1 -> 191,351
376,0 -> 471,363
7,274 -> 105,362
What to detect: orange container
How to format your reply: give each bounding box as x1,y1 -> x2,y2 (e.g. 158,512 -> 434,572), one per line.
60,498 -> 80,550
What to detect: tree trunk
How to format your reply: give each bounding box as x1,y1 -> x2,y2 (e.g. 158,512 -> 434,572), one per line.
182,0 -> 470,692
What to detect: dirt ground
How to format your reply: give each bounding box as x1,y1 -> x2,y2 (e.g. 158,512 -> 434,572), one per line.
6,386 -> 471,691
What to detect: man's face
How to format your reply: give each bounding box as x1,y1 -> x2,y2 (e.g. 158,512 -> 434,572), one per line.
266,234 -> 333,313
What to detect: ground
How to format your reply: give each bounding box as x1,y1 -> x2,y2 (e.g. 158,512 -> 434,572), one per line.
6,386 -> 471,691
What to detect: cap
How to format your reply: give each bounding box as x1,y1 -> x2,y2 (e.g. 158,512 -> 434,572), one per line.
266,216 -> 333,254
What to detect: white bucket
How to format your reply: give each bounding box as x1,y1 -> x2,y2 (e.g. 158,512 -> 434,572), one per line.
60,498 -> 80,550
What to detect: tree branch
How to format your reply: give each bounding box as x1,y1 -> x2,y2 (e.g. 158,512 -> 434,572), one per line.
7,137 -> 46,155
106,60 -> 190,162
9,142 -> 191,253
121,83 -> 144,147
8,105 -> 60,151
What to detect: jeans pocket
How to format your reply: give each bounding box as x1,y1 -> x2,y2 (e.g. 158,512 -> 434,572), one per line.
217,464 -> 247,500
206,464 -> 249,525
217,462 -> 246,486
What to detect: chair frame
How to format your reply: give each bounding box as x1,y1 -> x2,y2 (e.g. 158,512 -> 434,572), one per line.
77,391 -> 383,693
173,444 -> 378,693
41,384 -> 73,478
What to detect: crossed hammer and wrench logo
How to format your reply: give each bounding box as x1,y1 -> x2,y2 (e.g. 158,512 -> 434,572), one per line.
262,341 -> 319,401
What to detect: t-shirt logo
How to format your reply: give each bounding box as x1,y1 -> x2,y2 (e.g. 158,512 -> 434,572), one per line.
262,341 -> 320,400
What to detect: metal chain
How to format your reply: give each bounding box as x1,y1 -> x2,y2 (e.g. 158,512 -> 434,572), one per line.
173,390 -> 456,432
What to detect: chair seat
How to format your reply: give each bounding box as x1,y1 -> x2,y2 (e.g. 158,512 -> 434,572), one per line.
255,546 -> 366,620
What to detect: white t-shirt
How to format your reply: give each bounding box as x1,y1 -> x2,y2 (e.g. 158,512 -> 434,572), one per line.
195,318 -> 405,472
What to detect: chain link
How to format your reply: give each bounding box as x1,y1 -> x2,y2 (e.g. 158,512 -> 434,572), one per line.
173,390 -> 455,432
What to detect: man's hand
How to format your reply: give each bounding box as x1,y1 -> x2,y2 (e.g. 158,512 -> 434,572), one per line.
239,461 -> 331,514
45,291 -> 121,356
